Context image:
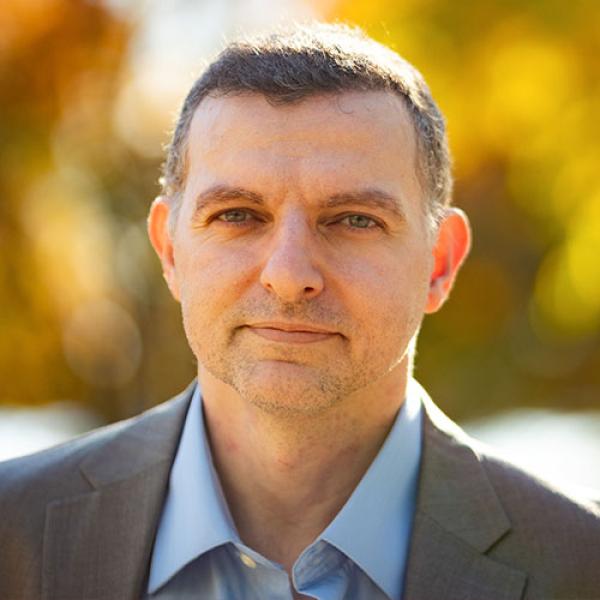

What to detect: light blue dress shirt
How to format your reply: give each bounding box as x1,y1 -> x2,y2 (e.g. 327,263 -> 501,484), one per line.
147,381 -> 422,600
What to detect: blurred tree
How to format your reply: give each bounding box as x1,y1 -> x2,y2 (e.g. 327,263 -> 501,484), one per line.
0,1 -> 195,421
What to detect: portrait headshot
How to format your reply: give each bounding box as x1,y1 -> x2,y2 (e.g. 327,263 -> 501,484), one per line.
1,3 -> 599,600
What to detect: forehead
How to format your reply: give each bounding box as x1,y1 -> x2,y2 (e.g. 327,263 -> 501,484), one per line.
185,91 -> 422,203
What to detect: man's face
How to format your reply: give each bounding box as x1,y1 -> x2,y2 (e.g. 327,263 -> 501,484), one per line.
151,91 -> 464,415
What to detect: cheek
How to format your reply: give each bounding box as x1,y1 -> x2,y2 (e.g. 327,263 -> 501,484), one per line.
336,243 -> 431,308
334,246 -> 431,355
174,239 -> 258,309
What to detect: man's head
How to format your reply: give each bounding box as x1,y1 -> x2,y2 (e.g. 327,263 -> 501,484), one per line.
148,23 -> 470,417
160,23 -> 453,233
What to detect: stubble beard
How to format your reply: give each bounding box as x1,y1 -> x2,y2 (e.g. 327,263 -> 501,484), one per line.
192,325 -> 414,420
201,343 -> 372,418
182,295 -> 422,419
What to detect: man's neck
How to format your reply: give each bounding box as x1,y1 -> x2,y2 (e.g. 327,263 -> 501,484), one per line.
199,366 -> 409,572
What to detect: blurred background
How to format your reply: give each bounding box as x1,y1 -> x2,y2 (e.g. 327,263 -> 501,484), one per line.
1,0 -> 599,492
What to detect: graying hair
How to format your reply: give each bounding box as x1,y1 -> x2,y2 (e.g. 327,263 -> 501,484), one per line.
160,23 -> 452,230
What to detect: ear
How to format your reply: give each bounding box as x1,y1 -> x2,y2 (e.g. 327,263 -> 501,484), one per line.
147,196 -> 180,302
425,207 -> 471,314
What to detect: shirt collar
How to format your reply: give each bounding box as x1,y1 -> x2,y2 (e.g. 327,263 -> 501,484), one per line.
148,380 -> 423,598
147,383 -> 239,594
320,377 -> 423,600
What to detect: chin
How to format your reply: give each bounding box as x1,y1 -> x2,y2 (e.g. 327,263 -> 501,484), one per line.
230,361 -> 349,417
244,391 -> 344,418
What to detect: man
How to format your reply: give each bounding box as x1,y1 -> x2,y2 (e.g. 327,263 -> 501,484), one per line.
1,23 -> 599,600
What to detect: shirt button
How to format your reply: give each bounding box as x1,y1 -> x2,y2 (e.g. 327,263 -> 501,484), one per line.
239,552 -> 257,569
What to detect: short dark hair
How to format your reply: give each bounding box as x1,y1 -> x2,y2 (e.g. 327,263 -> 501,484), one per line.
161,23 -> 452,226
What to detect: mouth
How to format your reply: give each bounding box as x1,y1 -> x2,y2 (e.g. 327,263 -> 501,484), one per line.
244,322 -> 338,344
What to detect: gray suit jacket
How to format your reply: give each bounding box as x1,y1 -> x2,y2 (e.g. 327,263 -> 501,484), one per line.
1,382 -> 599,600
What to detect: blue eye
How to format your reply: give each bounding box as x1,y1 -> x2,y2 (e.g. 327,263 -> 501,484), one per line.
342,214 -> 379,229
217,210 -> 251,223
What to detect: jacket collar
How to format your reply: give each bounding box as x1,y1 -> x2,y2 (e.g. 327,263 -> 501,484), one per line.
402,381 -> 526,600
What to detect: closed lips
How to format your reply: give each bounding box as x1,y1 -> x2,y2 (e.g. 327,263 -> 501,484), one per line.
246,323 -> 337,343
248,322 -> 335,333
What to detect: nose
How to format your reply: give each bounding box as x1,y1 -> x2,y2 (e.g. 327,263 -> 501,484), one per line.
259,213 -> 324,303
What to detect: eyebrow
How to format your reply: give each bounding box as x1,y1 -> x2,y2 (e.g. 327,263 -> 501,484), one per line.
326,189 -> 407,220
193,185 -> 264,214
193,184 -> 406,220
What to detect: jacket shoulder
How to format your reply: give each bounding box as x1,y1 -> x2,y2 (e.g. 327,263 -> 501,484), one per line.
477,441 -> 600,532
0,386 -> 193,599
474,437 -> 600,596
0,390 -> 189,502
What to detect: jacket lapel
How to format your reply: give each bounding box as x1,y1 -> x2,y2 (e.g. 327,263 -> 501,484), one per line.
42,384 -> 194,600
403,386 -> 527,600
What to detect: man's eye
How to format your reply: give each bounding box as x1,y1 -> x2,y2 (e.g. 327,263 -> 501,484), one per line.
340,214 -> 380,229
216,209 -> 253,223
